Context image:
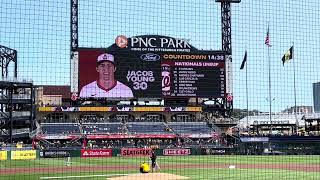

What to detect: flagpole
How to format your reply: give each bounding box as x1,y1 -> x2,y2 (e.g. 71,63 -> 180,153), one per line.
245,51 -> 249,128
265,23 -> 272,127
266,23 -> 272,126
268,44 -> 272,125
292,43 -> 298,133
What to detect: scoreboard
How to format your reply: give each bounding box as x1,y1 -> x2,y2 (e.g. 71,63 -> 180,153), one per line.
161,54 -> 225,98
78,35 -> 226,99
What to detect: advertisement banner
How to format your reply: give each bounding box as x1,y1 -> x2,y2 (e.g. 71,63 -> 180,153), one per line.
121,148 -> 152,157
0,151 -> 7,160
38,107 -> 55,112
81,149 -> 112,158
240,137 -> 269,142
79,107 -> 112,112
163,149 -> 191,156
39,150 -> 71,158
133,107 -> 164,112
185,107 -> 202,112
36,135 -> 80,140
78,35 -> 226,99
202,149 -> 226,155
11,150 -> 36,160
201,148 -> 235,155
38,106 -> 202,112
86,134 -> 176,139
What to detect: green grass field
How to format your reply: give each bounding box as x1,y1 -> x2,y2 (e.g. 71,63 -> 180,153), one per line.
1,155 -> 320,180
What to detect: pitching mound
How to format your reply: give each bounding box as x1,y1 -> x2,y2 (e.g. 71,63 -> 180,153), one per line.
108,173 -> 189,180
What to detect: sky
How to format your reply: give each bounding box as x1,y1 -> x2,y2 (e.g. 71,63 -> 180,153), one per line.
0,0 -> 320,112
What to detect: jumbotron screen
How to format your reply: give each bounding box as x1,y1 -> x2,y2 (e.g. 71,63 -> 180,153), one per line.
78,35 -> 226,99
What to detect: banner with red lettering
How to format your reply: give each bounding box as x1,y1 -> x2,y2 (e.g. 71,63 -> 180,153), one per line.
81,149 -> 112,158
121,148 -> 152,157
163,149 -> 191,156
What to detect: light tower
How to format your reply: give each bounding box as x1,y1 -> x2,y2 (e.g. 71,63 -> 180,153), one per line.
216,0 -> 241,117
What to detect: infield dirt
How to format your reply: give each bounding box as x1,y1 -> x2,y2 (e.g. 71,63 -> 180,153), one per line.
108,172 -> 189,180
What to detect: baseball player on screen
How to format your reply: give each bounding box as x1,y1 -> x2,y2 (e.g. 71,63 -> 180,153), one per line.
79,53 -> 133,98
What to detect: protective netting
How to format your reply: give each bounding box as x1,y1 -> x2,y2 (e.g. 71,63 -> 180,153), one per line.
1,0 -> 320,179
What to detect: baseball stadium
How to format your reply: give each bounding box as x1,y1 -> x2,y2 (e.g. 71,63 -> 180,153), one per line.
1,0 -> 320,179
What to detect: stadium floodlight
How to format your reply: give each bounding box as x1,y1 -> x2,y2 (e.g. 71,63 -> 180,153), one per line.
215,0 -> 241,3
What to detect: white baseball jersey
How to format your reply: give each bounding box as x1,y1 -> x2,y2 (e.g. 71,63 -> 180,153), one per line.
79,81 -> 133,98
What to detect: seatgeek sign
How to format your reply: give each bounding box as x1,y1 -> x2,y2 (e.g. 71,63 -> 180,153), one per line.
121,148 -> 152,157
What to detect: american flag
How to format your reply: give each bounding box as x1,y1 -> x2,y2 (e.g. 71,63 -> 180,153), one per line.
265,26 -> 271,47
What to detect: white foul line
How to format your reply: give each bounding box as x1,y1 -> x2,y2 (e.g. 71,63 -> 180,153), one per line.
39,174 -> 128,179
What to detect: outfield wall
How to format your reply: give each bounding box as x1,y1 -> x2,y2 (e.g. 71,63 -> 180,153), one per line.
0,147 -> 235,160
2,144 -> 320,161
239,136 -> 320,155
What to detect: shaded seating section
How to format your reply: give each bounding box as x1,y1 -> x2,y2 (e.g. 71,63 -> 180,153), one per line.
39,122 -> 214,135
36,122 -> 226,150
82,123 -> 122,134
127,122 -> 172,134
41,123 -> 81,134
167,122 -> 213,135
35,139 -> 83,150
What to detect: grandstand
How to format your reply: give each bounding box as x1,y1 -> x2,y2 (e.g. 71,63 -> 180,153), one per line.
238,114 -> 305,127
82,122 -> 122,134
167,122 -> 214,136
31,120 -> 225,150
40,123 -> 81,135
127,122 -> 171,134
